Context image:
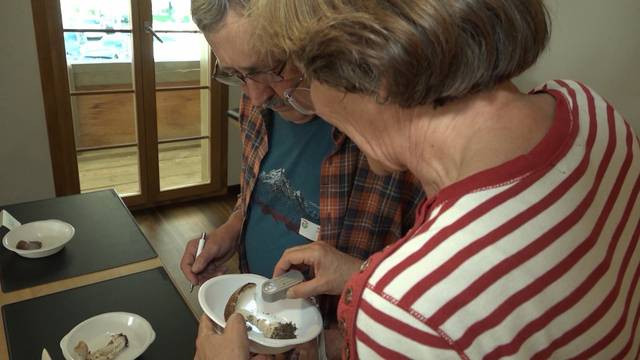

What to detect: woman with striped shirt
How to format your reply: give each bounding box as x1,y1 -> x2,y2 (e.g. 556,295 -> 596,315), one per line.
194,1 -> 640,358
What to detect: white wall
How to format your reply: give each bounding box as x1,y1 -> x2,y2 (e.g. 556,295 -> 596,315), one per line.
228,86 -> 242,110
0,0 -> 55,206
515,0 -> 640,130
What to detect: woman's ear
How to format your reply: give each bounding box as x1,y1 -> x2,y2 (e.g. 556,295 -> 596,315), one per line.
375,92 -> 390,105
374,79 -> 391,105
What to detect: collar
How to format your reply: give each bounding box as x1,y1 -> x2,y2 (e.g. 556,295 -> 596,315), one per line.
260,107 -> 346,146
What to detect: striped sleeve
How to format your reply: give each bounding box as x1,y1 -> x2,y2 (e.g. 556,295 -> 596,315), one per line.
351,80 -> 640,359
354,287 -> 461,359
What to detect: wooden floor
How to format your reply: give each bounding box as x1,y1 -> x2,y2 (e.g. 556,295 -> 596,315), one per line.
77,141 -> 208,196
132,191 -> 239,317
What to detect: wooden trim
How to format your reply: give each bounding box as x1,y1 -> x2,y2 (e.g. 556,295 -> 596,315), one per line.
158,135 -> 209,145
121,0 -> 150,208
145,186 -> 228,208
31,0 -> 80,196
0,258 -> 161,306
122,193 -> 146,208
136,0 -> 160,201
212,62 -> 229,192
155,179 -> 227,203
63,28 -> 132,33
77,142 -> 137,152
155,85 -> 208,92
76,135 -> 211,152
70,89 -> 134,96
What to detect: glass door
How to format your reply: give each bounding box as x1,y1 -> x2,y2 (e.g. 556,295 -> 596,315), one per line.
149,1 -> 216,193
56,0 -> 227,207
60,0 -> 142,197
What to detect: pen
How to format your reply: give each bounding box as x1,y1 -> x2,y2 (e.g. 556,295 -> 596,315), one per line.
190,232 -> 207,293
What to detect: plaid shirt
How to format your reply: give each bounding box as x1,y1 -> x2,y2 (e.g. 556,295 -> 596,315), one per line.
233,95 -> 425,320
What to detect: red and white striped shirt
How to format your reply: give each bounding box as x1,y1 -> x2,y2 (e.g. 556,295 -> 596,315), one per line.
337,80 -> 640,359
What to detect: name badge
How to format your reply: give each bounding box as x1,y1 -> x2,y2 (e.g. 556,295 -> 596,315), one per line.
299,218 -> 320,241
1,210 -> 21,231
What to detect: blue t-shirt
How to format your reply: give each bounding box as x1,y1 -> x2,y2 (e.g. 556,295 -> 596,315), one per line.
243,112 -> 334,277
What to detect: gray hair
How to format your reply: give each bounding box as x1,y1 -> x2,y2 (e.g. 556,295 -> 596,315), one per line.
191,0 -> 248,33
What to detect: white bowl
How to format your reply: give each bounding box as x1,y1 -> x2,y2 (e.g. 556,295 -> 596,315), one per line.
60,312 -> 156,360
199,274 -> 323,355
2,220 -> 75,258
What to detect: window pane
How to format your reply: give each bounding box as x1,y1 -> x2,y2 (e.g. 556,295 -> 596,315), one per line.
73,93 -> 137,148
151,0 -> 198,31
64,32 -> 133,65
61,0 -> 133,65
153,33 -> 209,63
155,59 -> 204,88
157,89 -> 212,191
66,35 -> 134,86
60,0 -> 132,30
157,89 -> 209,141
73,93 -> 140,196
76,33 -> 132,64
78,146 -> 141,196
159,139 -> 211,191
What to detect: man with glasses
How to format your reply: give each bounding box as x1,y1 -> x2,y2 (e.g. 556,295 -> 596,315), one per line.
182,1 -> 425,358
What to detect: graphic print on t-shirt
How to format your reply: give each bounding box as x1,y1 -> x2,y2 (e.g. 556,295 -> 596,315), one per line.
243,112 -> 334,277
253,168 -> 320,234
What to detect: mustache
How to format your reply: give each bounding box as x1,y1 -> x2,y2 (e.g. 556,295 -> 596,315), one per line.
261,96 -> 289,110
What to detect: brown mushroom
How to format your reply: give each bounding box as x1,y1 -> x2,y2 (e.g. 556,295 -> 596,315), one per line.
224,282 -> 256,320
222,282 -> 297,339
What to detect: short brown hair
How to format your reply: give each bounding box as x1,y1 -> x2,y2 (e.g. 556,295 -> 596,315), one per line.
249,0 -> 550,107
191,0 -> 248,33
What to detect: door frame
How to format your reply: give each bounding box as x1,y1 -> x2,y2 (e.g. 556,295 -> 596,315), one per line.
31,0 -> 79,197
30,0 -> 229,208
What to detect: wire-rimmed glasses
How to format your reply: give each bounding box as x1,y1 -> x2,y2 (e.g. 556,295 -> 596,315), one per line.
212,59 -> 287,87
214,58 -> 317,115
283,87 -> 315,115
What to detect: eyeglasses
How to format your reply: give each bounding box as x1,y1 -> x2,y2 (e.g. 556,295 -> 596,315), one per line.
283,86 -> 315,115
212,59 -> 287,87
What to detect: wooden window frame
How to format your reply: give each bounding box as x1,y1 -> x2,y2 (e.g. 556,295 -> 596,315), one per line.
30,0 -> 229,209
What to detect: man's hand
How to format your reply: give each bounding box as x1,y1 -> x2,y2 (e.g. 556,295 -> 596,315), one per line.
290,338 -> 319,360
180,213 -> 242,286
289,327 -> 343,360
323,327 -> 344,360
273,241 -> 362,298
195,313 -> 249,360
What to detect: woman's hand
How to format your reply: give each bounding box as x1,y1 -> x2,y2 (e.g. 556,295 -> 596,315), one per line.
273,241 -> 362,298
194,313 -> 249,360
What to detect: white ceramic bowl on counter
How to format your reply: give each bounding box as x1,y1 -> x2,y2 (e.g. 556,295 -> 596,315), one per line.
2,219 -> 75,258
60,312 -> 156,360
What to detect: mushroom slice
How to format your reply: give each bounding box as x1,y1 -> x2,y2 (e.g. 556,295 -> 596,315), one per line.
224,282 -> 256,320
16,240 -> 42,250
74,333 -> 129,360
224,282 -> 297,339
